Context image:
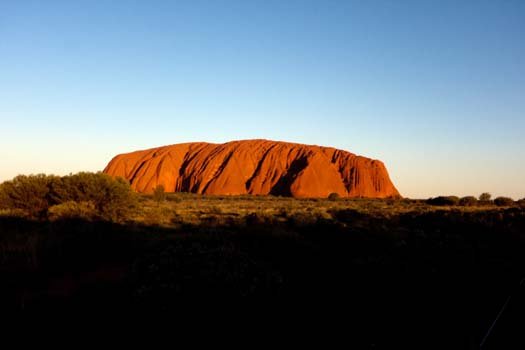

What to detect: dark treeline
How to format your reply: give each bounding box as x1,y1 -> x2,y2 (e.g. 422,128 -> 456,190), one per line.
426,194 -> 523,207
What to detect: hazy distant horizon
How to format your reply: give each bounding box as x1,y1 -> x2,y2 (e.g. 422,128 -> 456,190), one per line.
1,1 -> 524,199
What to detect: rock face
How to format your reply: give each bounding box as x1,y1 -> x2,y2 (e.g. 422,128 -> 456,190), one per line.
103,139 -> 400,198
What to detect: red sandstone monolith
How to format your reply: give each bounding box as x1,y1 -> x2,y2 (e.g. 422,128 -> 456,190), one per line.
103,139 -> 400,198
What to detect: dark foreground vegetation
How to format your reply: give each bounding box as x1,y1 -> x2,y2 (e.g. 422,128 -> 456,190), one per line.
1,173 -> 525,348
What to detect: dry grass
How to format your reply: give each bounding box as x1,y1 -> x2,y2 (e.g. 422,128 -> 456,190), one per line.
129,193 -> 510,228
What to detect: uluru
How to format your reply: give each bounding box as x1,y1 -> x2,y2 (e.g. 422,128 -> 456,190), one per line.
103,139 -> 400,198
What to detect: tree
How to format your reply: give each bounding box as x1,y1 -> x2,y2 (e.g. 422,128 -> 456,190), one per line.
426,196 -> 460,206
0,172 -> 136,221
479,193 -> 492,202
54,172 -> 137,221
494,197 -> 514,207
0,174 -> 58,218
459,196 -> 478,206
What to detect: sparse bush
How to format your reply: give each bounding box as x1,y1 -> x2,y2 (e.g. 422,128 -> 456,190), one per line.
245,212 -> 264,226
459,196 -> 478,207
494,197 -> 514,207
479,193 -> 492,202
166,192 -> 186,203
287,211 -> 321,226
518,199 -> 525,208
209,206 -> 222,214
426,196 -> 460,206
328,192 -> 340,201
329,208 -> 367,223
48,201 -> 98,221
153,185 -> 166,203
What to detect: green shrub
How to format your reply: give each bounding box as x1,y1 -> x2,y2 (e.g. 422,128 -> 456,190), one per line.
0,174 -> 59,218
459,196 -> 478,206
0,172 -> 136,221
60,173 -> 137,221
494,197 -> 514,207
48,201 -> 98,221
426,196 -> 460,206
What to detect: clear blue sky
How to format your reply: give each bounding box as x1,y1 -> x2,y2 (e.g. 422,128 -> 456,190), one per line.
1,0 -> 524,198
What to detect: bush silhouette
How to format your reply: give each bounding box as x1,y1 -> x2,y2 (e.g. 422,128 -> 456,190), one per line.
0,172 -> 136,221
459,196 -> 478,206
494,196 -> 514,207
328,192 -> 340,201
426,196 -> 460,206
479,192 -> 492,202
